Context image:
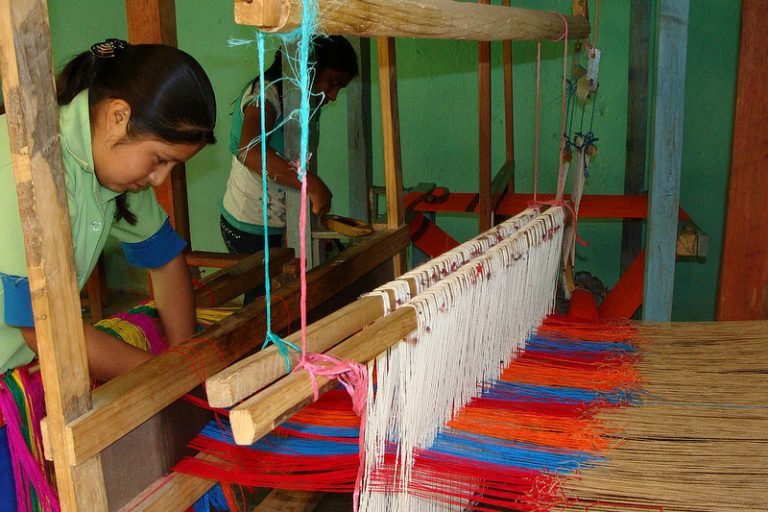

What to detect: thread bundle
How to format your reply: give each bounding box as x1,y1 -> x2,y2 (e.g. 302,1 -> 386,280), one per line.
174,315 -> 642,511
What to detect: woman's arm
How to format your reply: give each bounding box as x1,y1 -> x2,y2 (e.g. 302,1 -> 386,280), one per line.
240,102 -> 332,216
149,252 -> 195,347
21,324 -> 153,382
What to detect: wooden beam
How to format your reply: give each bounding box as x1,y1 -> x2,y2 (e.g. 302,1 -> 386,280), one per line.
478,0 -> 492,232
491,161 -> 515,213
642,0 -> 689,322
0,0 -> 108,508
717,0 -> 768,320
621,0 -> 651,276
347,37 -> 373,222
206,294 -> 385,407
378,37 -> 406,276
125,0 -> 191,243
119,453 -> 220,511
62,227 -> 410,465
234,0 -> 590,41
502,0 -> 515,193
192,247 -> 295,308
254,489 -> 326,512
230,305 -> 417,445
185,250 -> 243,269
125,0 -> 178,45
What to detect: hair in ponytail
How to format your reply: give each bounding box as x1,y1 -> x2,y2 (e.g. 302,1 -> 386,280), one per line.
56,39 -> 217,224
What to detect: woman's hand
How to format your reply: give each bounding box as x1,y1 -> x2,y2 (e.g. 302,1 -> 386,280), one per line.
307,174 -> 332,216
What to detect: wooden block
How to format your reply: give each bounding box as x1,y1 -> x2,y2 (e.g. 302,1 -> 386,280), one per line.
676,220 -> 708,258
253,489 -> 325,512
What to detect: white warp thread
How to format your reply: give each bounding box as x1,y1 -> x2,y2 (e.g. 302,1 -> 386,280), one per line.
360,207 -> 565,511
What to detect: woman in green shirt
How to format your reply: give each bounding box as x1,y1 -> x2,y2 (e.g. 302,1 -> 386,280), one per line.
0,39 -> 216,381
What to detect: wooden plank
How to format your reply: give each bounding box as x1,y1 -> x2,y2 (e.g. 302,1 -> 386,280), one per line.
125,0 -> 178,45
502,0 -> 515,193
347,37 -> 373,222
621,0 -> 651,276
193,247 -> 295,308
491,161 -> 515,214
676,220 -> 708,258
717,0 -> 768,320
230,305 -> 418,445
642,0 -> 689,322
206,294 -> 385,407
234,0 -> 590,41
125,0 -> 191,243
186,251 -> 243,269
378,37 -> 406,276
63,227 -> 410,465
0,0 -> 108,508
572,0 -> 589,19
407,191 -> 694,220
117,454 -> 220,512
477,0 -> 492,231
254,489 -> 325,512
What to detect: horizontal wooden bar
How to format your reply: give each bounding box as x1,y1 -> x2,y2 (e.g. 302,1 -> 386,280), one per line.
63,226 -> 410,465
254,489 -> 325,512
230,305 -> 418,445
193,248 -> 294,307
118,454 -> 219,512
185,250 -> 243,269
206,294 -> 386,407
406,191 -> 693,221
235,0 -> 589,41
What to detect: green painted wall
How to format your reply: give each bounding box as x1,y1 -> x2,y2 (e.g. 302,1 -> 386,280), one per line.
1,1 -> 740,320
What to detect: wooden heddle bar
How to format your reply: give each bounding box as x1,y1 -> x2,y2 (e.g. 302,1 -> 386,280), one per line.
234,0 -> 590,41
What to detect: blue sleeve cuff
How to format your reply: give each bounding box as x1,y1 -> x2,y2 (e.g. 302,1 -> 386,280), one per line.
1,273 -> 34,328
120,218 -> 187,269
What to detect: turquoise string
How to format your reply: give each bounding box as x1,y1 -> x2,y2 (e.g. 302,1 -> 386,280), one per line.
256,33 -> 299,369
296,1 -> 317,180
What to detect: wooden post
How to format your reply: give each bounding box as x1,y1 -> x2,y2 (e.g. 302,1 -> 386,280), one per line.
717,0 -> 768,320
378,37 -> 406,276
477,0 -> 492,232
124,0 -> 191,243
0,0 -> 108,508
347,37 -> 373,222
642,0 -> 689,322
234,0 -> 590,41
502,0 -> 515,194
621,0 -> 651,277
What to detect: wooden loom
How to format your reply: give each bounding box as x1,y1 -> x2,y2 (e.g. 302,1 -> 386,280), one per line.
0,0 -> 591,510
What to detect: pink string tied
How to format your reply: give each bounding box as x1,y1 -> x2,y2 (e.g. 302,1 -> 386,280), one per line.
292,352 -> 369,511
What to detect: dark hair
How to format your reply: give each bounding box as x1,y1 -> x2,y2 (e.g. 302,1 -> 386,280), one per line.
249,35 -> 359,98
57,41 -> 217,224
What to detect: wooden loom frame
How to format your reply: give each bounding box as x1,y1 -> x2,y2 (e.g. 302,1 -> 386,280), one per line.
0,0 -> 692,510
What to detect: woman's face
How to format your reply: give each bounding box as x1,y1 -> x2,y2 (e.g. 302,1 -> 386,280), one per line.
95,138 -> 202,192
91,99 -> 204,192
312,68 -> 353,106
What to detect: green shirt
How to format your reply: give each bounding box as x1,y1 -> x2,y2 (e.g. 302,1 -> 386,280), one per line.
0,91 -> 174,373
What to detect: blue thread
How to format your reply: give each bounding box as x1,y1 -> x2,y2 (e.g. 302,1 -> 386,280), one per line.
255,33 -> 300,370
430,430 -> 600,474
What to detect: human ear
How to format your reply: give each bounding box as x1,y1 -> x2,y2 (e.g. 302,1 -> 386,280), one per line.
106,99 -> 132,137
